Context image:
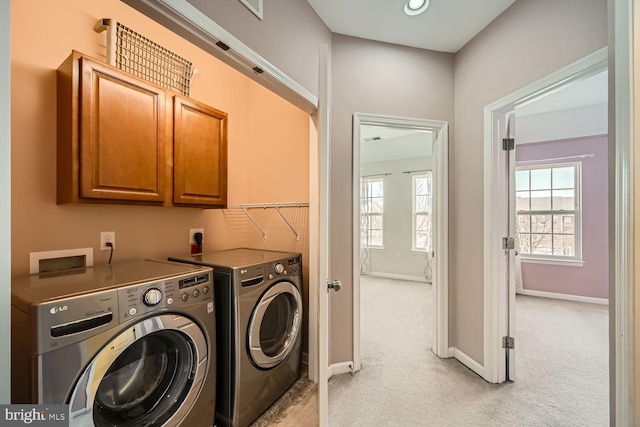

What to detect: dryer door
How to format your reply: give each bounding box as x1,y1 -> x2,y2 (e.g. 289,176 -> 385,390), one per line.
68,314 -> 208,427
248,281 -> 303,369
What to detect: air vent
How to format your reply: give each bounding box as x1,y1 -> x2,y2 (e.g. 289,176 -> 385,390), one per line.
238,0 -> 263,20
216,41 -> 230,51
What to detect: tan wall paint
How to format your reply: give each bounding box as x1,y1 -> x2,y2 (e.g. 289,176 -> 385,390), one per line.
330,34 -> 454,364
10,0 -> 310,322
452,0 -> 607,363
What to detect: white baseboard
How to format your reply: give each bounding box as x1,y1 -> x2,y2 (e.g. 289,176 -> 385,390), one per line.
447,346 -> 456,358
517,289 -> 608,305
327,361 -> 355,379
368,272 -> 428,283
452,347 -> 485,378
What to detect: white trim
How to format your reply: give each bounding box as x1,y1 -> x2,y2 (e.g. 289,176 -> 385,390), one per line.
327,361 -> 355,378
0,0 -> 10,403
517,289 -> 608,305
352,113 -> 449,365
520,257 -> 585,267
367,272 -> 429,283
447,347 -> 456,358
316,44 -> 331,427
613,0 -> 635,424
130,0 -> 318,112
453,347 -> 485,378
483,47 -> 608,384
29,248 -> 94,275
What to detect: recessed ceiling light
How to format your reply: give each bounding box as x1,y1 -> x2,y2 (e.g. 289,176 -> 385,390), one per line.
404,0 -> 430,16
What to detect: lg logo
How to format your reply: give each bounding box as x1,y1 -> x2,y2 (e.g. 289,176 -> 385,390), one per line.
49,306 -> 68,315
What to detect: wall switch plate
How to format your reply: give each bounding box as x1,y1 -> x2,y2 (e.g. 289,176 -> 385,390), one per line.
100,231 -> 115,251
189,229 -> 204,244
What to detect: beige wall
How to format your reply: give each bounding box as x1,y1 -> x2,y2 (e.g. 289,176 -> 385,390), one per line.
330,34 -> 454,363
10,0 -> 310,352
452,0 -> 607,363
181,0 -> 331,98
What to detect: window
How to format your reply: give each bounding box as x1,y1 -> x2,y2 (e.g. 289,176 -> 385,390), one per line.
412,172 -> 432,252
515,163 -> 581,261
360,177 -> 384,247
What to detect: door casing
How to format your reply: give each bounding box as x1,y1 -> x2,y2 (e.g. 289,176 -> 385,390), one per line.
351,113 -> 450,368
483,47 -> 608,384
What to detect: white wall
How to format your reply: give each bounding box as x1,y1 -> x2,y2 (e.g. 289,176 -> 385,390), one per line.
0,0 -> 10,403
361,156 -> 433,280
453,0 -> 607,364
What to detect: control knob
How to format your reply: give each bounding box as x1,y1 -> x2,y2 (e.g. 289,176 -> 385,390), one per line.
143,288 -> 163,306
274,263 -> 285,275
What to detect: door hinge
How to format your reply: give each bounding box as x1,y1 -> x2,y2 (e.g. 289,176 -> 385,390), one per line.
502,138 -> 515,151
502,336 -> 515,349
502,237 -> 515,250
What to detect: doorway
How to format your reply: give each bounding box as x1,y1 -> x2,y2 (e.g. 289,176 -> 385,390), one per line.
483,47 -> 608,384
351,113 -> 449,370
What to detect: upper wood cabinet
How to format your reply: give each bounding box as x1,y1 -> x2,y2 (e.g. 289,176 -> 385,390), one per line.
57,51 -> 228,208
57,51 -> 166,205
173,95 -> 228,207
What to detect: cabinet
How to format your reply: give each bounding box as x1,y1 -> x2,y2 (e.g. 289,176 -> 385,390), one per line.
173,96 -> 227,207
57,51 -> 228,208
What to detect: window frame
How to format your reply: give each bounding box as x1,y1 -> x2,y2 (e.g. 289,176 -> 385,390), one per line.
515,161 -> 582,263
360,177 -> 384,249
412,172 -> 433,252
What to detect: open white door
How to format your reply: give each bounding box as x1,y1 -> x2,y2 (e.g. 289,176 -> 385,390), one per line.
504,113 -> 516,381
317,43 -> 331,427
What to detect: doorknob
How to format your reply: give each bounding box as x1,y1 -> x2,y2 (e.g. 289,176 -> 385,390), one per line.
327,279 -> 342,292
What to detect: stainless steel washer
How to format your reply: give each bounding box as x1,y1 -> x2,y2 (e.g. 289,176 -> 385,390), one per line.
168,248 -> 303,427
11,259 -> 217,427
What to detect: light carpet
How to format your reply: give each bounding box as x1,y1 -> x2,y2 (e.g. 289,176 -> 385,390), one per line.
328,276 -> 609,426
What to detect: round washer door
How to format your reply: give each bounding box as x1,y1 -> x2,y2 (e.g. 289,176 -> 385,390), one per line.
68,314 -> 208,427
248,281 -> 302,369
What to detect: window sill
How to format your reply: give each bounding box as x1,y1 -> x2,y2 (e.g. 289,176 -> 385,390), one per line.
411,250 -> 428,255
519,257 -> 584,267
365,246 -> 384,252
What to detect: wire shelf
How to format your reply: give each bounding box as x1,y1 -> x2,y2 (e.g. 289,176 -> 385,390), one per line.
112,22 -> 194,96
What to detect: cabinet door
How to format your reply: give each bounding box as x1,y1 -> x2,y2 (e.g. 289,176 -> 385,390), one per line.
173,96 -> 228,207
79,57 -> 166,202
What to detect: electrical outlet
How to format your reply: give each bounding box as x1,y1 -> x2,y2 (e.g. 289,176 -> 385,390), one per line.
100,231 -> 115,251
189,229 -> 204,244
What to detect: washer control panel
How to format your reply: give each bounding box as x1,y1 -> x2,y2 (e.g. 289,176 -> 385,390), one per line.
117,270 -> 212,323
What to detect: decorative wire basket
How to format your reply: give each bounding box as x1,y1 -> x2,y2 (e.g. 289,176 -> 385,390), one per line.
109,21 -> 194,96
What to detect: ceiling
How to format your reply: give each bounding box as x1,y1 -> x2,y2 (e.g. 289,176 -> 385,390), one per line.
306,0 -> 518,53
516,70 -> 608,116
361,126 -> 433,164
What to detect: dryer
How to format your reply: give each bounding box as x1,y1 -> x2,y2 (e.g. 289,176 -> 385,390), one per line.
11,259 -> 216,427
168,248 -> 303,427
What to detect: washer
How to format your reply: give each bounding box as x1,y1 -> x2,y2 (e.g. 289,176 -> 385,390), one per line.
11,259 -> 216,427
168,248 -> 303,427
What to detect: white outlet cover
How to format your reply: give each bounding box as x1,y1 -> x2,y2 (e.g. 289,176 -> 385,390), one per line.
189,229 -> 204,244
100,231 -> 115,251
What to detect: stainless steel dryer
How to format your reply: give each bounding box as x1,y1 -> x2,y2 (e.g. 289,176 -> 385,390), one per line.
11,259 -> 216,427
168,248 -> 303,427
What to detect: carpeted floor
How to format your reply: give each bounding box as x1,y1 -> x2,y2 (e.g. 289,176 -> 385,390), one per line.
328,276 -> 609,427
